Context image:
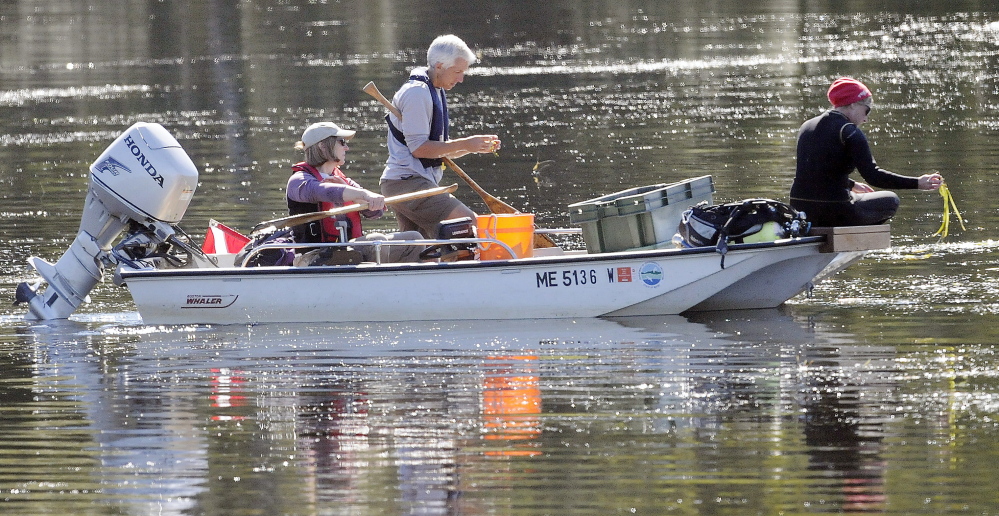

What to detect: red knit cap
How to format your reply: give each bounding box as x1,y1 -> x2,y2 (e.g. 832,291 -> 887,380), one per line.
827,77 -> 872,107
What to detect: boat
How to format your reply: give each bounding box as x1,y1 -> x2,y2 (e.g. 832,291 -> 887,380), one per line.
14,122 -> 888,325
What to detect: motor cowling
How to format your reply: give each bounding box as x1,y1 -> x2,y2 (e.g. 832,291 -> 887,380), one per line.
16,122 -> 199,321
89,121 -> 198,224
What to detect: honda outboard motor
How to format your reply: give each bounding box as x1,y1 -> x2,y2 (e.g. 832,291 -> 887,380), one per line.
16,122 -> 201,320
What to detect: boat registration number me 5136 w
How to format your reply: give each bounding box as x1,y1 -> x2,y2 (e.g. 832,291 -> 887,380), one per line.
535,266 -> 639,288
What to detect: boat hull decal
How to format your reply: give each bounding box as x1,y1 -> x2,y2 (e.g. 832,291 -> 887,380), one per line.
182,294 -> 238,309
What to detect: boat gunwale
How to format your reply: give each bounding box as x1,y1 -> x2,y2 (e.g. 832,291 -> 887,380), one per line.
117,236 -> 827,280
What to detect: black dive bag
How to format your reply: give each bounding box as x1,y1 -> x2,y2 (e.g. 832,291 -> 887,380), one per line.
677,198 -> 808,268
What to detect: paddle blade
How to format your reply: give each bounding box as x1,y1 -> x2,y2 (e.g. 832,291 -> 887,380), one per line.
533,233 -> 557,249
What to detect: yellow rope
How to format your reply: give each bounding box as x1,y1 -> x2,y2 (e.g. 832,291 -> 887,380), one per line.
932,182 -> 966,239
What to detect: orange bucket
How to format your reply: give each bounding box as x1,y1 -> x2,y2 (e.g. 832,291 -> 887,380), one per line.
477,213 -> 535,260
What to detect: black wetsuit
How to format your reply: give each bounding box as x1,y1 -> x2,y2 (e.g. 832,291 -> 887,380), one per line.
791,110 -> 918,226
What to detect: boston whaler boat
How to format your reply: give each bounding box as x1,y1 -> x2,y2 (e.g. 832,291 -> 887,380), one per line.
15,122 -> 888,325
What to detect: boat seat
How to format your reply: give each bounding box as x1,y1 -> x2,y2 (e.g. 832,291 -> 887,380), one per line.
808,225 -> 890,253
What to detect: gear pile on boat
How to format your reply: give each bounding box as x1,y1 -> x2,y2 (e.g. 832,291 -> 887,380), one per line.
14,122 -> 890,325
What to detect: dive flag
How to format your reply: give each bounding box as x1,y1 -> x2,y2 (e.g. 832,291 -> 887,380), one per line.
201,219 -> 250,254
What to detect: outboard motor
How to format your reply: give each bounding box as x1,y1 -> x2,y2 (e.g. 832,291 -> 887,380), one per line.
16,122 -> 202,320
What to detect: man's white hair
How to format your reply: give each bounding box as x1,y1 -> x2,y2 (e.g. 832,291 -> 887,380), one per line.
427,34 -> 476,69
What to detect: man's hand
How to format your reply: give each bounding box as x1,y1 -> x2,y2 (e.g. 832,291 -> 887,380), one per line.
462,135 -> 501,155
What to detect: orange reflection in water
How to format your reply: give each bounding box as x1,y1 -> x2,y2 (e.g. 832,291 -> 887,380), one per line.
482,355 -> 542,457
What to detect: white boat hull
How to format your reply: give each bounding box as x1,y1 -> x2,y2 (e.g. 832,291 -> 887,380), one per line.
686,251 -> 859,312
120,238 -> 831,325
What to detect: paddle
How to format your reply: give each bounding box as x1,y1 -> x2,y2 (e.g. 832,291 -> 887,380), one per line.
250,184 -> 458,236
362,81 -> 556,248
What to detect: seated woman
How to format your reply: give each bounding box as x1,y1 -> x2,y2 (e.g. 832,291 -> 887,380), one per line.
288,122 -> 424,264
791,77 -> 943,226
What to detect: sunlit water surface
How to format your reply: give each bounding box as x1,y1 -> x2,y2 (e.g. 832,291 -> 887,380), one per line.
1,1 -> 999,514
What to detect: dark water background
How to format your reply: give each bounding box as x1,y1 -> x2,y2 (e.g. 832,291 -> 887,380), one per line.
2,0 -> 999,514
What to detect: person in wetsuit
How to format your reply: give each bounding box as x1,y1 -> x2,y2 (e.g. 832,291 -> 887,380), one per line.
790,77 -> 943,226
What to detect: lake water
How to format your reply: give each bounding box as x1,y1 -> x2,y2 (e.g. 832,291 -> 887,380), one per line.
2,0 -> 999,514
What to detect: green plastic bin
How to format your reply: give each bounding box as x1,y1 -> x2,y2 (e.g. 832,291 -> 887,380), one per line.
568,175 -> 714,253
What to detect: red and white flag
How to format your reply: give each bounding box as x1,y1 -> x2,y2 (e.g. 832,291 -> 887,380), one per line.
201,219 -> 250,254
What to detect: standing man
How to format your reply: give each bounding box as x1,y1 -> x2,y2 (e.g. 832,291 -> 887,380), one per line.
380,34 -> 501,237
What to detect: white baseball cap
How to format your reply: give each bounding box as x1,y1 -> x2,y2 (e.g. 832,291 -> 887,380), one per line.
301,122 -> 356,148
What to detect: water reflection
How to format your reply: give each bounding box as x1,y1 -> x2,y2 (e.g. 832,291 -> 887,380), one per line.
0,311 -> 917,513
481,354 -> 542,454
686,310 -> 893,513
205,0 -> 253,172
4,319 -> 207,515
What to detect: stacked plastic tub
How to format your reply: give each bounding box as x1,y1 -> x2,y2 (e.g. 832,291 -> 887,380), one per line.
568,175 -> 715,254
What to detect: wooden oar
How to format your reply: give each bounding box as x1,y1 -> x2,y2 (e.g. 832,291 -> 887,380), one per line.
250,184 -> 458,236
363,81 -> 555,248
